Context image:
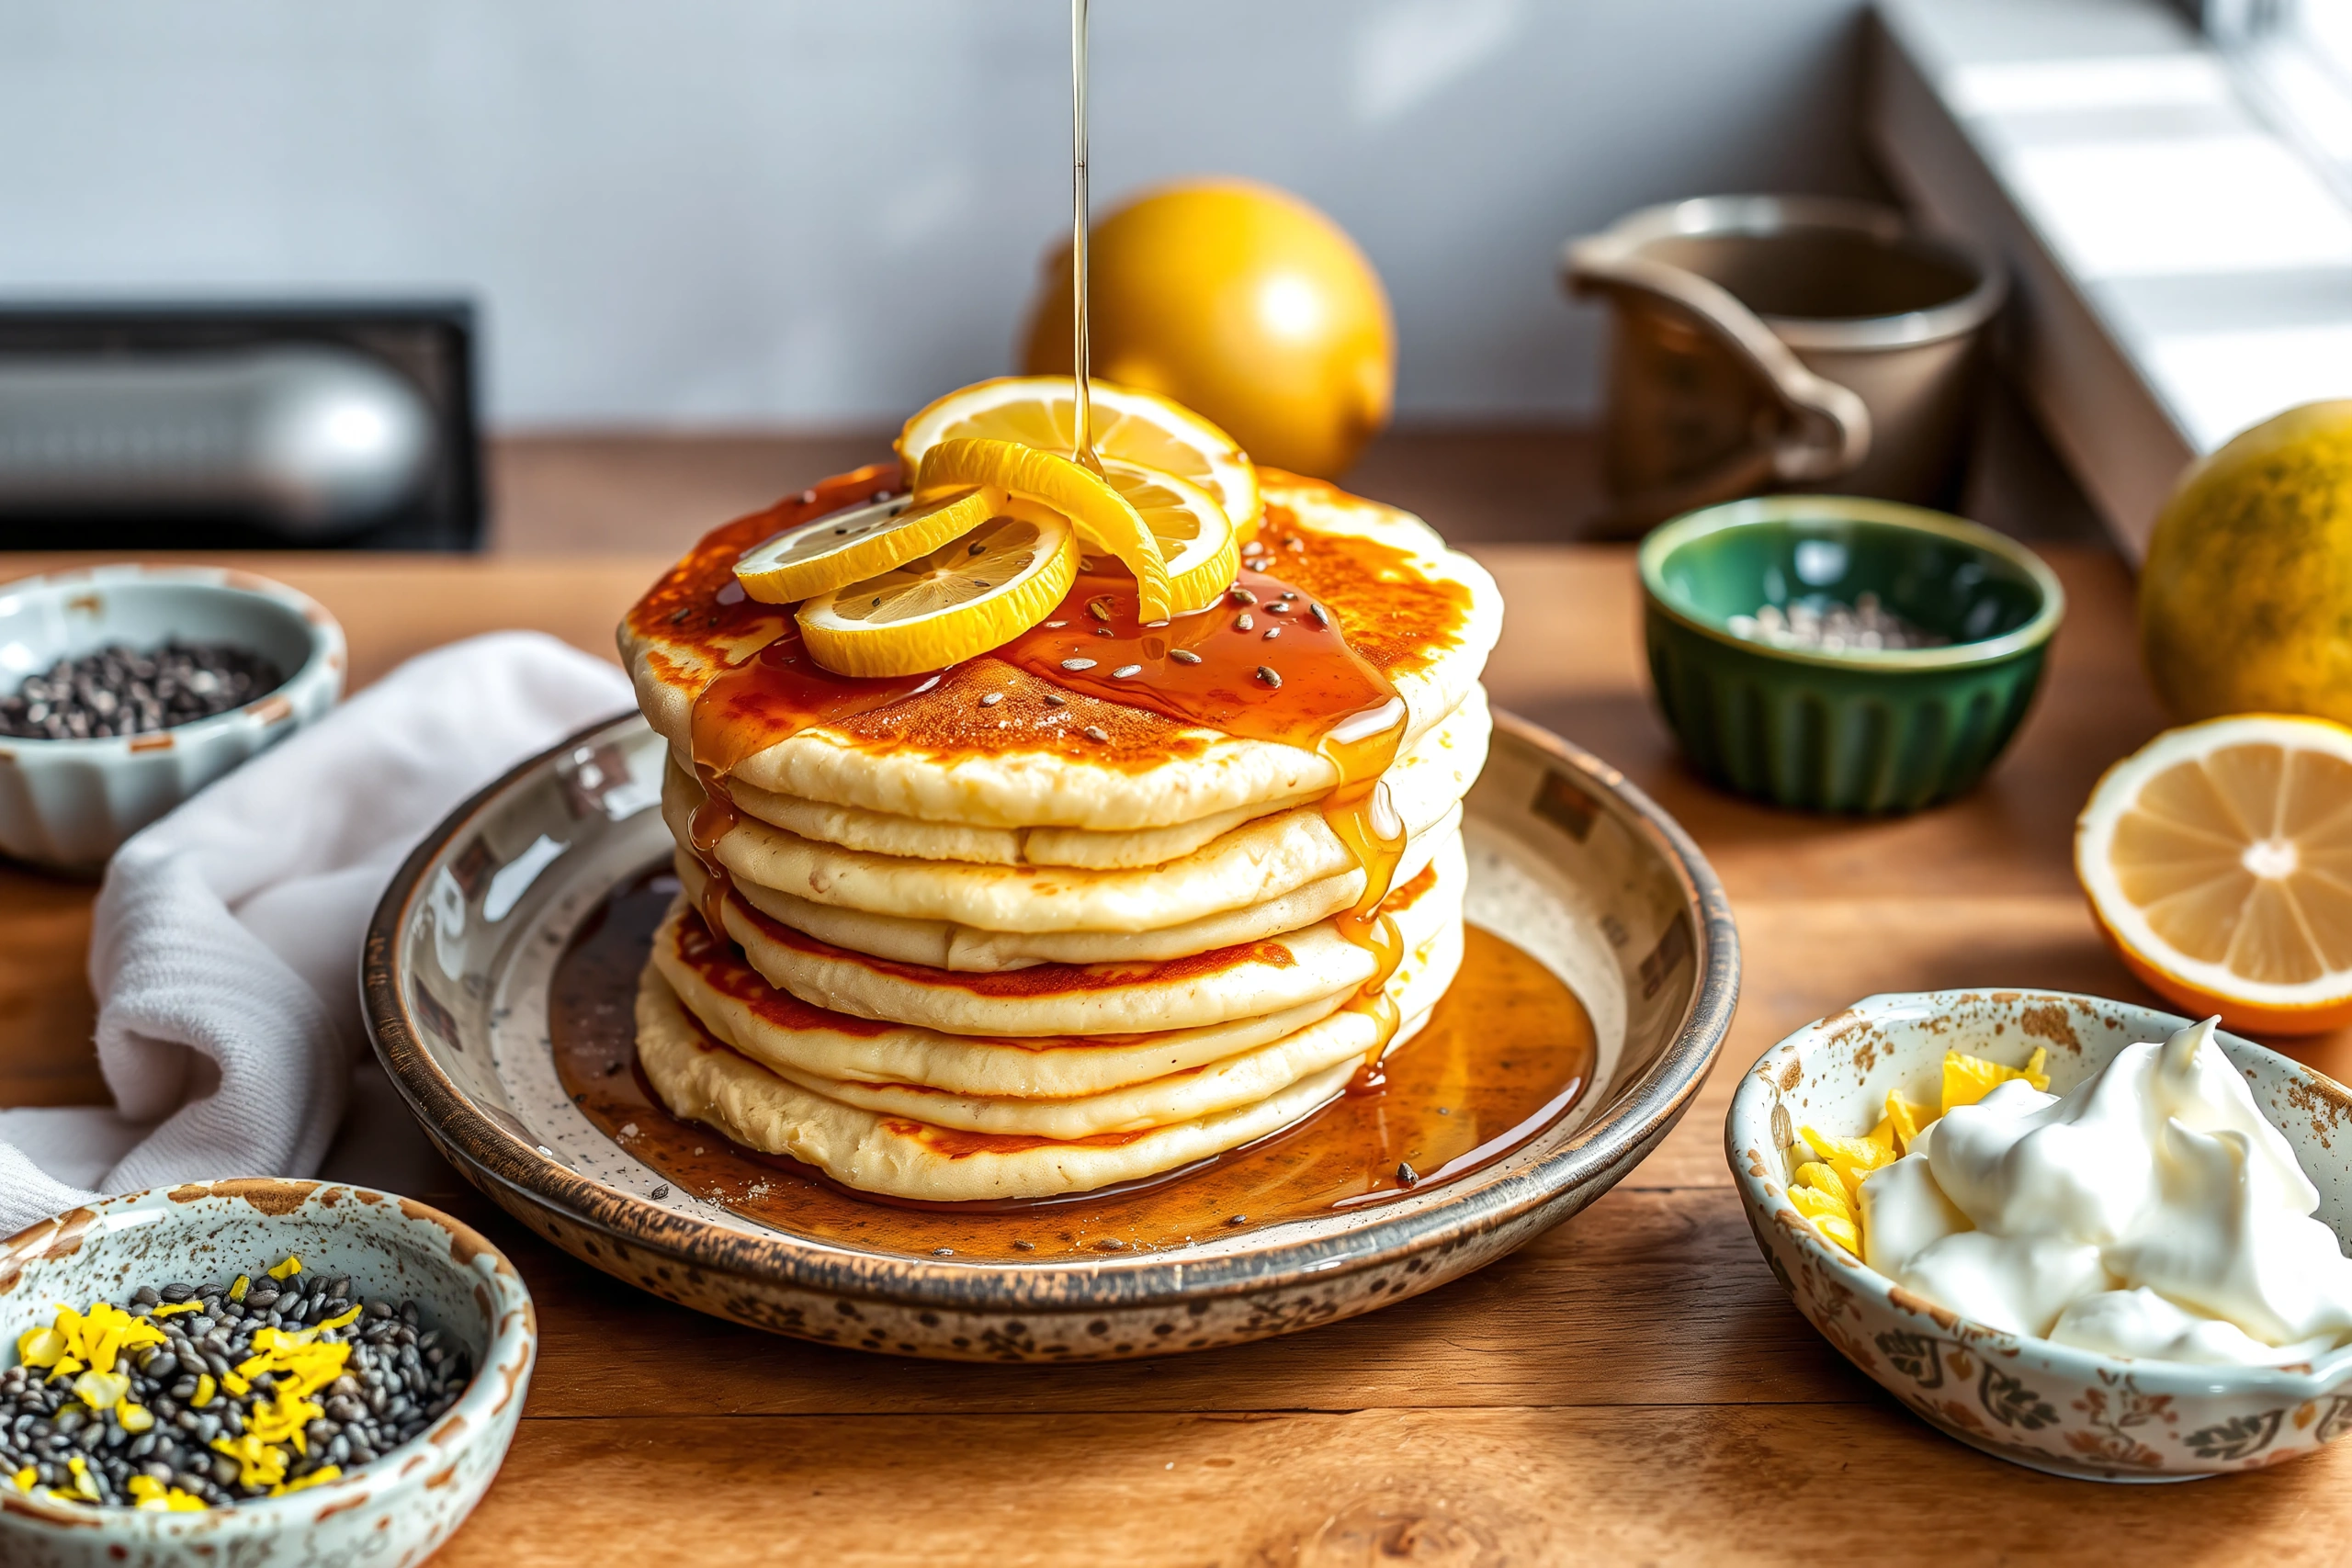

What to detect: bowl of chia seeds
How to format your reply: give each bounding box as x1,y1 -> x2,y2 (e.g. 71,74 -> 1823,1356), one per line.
0,1179 -> 534,1568
1638,494 -> 2065,813
0,565 -> 345,870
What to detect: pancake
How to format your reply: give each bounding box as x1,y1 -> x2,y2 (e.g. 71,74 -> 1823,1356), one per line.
651,901 -> 1359,1096
636,968 -> 1374,1202
699,685 -> 1492,870
663,763 -> 1464,937
620,474 -> 1503,831
679,831 -> 1464,1036
695,848 -> 1372,970
664,693 -> 1486,939
650,903 -> 1464,1138
695,684 -> 1492,872
714,776 -> 1314,871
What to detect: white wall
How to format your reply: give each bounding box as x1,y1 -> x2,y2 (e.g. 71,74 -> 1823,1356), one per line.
0,1 -> 1877,428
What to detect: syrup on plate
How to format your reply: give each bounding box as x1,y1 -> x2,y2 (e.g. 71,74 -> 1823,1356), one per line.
550,868 -> 1598,1261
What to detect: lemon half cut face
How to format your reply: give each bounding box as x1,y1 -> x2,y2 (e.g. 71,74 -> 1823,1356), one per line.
2077,713 -> 2352,1033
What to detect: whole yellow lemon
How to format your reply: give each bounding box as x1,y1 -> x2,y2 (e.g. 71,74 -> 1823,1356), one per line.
2142,400 -> 2352,725
1023,179 -> 1395,479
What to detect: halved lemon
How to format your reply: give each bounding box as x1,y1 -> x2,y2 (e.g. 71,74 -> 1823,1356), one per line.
797,497 -> 1078,678
2077,713 -> 2352,1034
1102,459 -> 1238,615
913,437 -> 1174,621
897,376 -> 1261,536
733,485 -> 1003,605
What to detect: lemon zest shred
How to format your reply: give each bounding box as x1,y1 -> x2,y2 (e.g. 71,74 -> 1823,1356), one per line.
228,1274 -> 251,1303
146,1300 -> 203,1318
271,1463 -> 343,1497
190,1372 -> 217,1408
11,1466 -> 32,1494
71,1369 -> 129,1411
126,1472 -> 209,1511
209,1433 -> 290,1490
266,1256 -> 303,1281
1814,1213 -> 1862,1254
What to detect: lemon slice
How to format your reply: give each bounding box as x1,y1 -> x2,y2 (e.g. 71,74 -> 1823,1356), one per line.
913,437 -> 1175,621
2076,713 -> 2352,1034
898,376 -> 1261,536
797,497 -> 1079,678
733,485 -> 1003,605
1101,459 -> 1237,615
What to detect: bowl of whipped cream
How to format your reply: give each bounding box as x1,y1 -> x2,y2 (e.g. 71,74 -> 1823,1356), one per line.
1728,988 -> 2352,1480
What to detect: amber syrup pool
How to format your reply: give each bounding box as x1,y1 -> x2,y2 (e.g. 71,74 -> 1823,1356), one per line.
550,867 -> 1598,1262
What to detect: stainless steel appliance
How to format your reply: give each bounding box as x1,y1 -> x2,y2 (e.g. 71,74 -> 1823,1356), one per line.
0,302 -> 482,550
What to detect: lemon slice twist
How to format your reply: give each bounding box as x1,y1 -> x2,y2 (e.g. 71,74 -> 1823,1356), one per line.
797,497 -> 1079,678
914,437 -> 1176,621
898,375 -> 1261,536
1099,459 -> 1238,615
734,485 -> 1005,605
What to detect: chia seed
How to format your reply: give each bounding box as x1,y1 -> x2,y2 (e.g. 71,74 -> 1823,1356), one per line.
1169,649 -> 1204,665
0,641 -> 284,741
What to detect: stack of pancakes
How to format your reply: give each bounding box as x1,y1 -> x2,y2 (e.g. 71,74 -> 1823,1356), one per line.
618,474 -> 1502,1201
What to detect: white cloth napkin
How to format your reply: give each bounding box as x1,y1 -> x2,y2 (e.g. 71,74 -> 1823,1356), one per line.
0,630 -> 632,1235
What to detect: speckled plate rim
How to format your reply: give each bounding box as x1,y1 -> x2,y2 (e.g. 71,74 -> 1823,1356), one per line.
363,707 -> 1739,1314
1637,495 -> 2066,672
1727,988 -> 2352,1404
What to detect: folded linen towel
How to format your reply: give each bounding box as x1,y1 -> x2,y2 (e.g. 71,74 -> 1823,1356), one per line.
0,631 -> 632,1235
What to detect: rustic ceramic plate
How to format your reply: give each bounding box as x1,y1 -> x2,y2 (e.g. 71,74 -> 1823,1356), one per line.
363,709 -> 1736,1360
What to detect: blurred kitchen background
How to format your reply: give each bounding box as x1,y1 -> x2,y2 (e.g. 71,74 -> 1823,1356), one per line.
6,0 -> 2344,553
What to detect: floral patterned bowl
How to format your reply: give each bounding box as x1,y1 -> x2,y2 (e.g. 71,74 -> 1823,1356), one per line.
1726,989 -> 2352,1482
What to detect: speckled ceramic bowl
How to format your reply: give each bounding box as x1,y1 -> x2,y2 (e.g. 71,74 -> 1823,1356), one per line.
0,1179 -> 535,1566
364,708 -> 1739,1361
0,565 -> 346,870
1727,990 -> 2352,1481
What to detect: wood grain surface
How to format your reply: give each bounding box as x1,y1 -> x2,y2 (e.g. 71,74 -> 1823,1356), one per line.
7,532 -> 2352,1564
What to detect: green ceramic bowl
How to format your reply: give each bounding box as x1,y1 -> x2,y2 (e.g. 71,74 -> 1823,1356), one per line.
1639,496 -> 2064,813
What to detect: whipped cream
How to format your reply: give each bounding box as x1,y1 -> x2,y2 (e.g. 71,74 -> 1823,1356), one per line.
1860,1018 -> 2352,1366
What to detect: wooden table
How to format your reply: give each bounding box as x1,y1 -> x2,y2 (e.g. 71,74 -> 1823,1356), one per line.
10,540 -> 2352,1564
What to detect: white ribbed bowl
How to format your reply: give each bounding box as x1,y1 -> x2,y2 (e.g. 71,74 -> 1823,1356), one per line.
0,566 -> 345,870
1727,989 -> 2352,1482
